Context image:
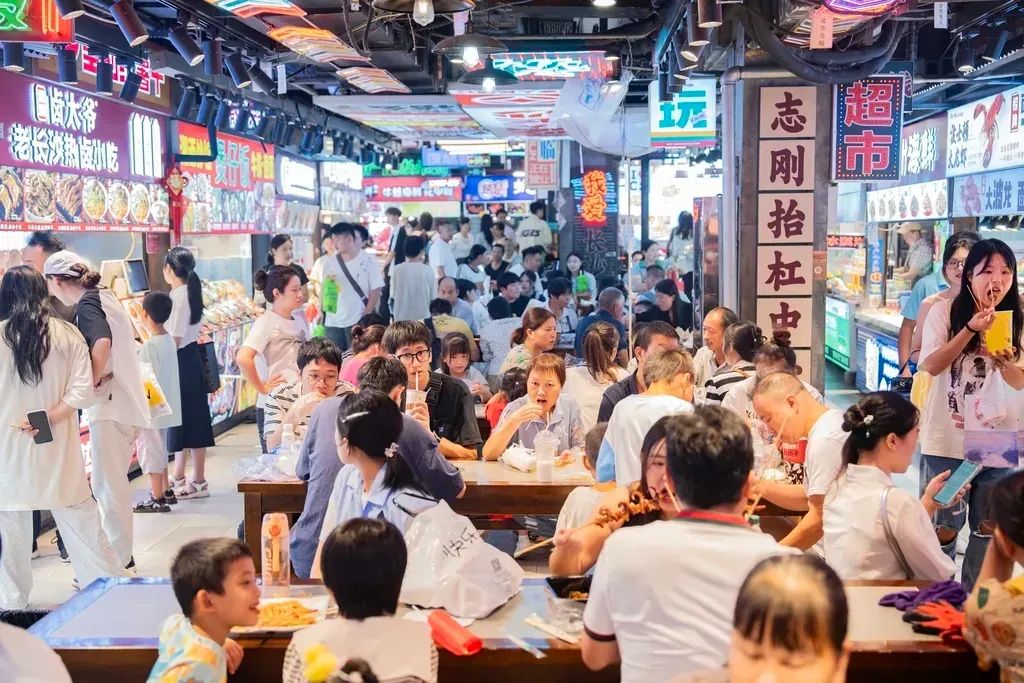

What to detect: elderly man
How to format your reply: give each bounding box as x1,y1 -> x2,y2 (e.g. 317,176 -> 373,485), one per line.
575,287 -> 628,361
896,221 -> 933,285
691,307 -> 738,390
437,275 -> 477,334
428,220 -> 458,280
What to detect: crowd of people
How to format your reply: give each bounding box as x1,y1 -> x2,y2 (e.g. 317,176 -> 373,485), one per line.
3,214 -> 1024,683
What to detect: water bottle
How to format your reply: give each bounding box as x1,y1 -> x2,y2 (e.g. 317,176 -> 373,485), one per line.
278,424 -> 298,476
261,513 -> 291,594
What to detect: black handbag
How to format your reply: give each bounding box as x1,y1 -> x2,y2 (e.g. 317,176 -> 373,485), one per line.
889,361 -> 914,396
198,340 -> 221,394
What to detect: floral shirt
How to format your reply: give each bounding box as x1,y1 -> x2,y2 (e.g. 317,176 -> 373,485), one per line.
499,344 -> 536,375
965,576 -> 1024,679
147,614 -> 226,683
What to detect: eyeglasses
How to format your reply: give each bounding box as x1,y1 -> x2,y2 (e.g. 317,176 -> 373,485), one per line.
947,259 -> 966,271
395,349 -> 431,365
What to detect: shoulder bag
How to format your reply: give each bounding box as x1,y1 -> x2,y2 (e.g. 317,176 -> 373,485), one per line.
336,254 -> 368,307
879,486 -> 915,580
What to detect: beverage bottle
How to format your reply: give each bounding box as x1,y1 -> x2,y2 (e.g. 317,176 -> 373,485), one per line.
261,512 -> 291,595
278,424 -> 297,475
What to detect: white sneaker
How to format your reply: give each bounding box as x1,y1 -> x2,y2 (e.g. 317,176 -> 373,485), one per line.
72,577 -> 80,590
175,479 -> 210,500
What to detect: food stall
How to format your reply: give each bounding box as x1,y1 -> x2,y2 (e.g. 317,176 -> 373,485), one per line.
462,174 -> 536,220
274,151 -> 320,268
362,174 -> 462,241
171,121 -> 275,433
645,157 -> 722,244
320,159 -> 365,225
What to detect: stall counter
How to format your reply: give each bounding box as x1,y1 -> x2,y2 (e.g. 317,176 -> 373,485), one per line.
854,310 -> 904,393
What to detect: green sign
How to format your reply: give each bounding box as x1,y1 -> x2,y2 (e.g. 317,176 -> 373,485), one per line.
825,297 -> 851,371
362,158 -> 450,178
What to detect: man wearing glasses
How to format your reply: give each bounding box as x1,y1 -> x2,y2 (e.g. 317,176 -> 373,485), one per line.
381,321 -> 482,460
898,232 -> 980,375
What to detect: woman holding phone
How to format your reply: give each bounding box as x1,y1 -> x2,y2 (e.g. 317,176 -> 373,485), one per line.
918,238 -> 1024,591
0,267 -> 124,608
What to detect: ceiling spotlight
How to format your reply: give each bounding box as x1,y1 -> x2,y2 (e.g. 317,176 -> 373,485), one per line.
175,84 -> 196,120
119,62 -> 143,103
482,76 -> 496,93
371,0 -> 475,23
272,116 -> 289,145
250,61 -> 276,95
255,111 -> 274,138
95,52 -> 114,94
697,0 -> 722,28
54,0 -> 84,20
196,91 -> 216,126
459,56 -> 518,90
463,45 -> 480,68
3,42 -> 24,72
225,52 -> 252,88
57,46 -> 78,84
433,28 -> 506,66
233,107 -> 250,134
593,0 -> 616,6
604,48 -> 620,62
301,127 -> 316,152
168,23 -> 204,67
203,36 -> 222,77
110,0 -> 150,48
687,1 -> 710,45
957,38 -> 975,74
215,98 -> 232,129
658,71 -> 670,102
683,44 -> 705,63
412,0 -> 435,25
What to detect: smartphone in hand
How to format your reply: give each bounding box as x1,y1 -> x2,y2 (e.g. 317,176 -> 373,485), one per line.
27,410 -> 53,445
932,460 -> 983,507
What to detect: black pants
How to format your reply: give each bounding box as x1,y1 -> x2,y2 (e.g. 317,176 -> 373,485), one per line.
256,408 -> 267,454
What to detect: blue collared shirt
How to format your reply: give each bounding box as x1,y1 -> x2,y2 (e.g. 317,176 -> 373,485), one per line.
317,463 -> 423,551
575,309 -> 628,356
901,270 -> 947,321
496,394 -> 585,454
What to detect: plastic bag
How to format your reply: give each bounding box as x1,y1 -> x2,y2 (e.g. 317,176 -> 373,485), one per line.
970,373 -> 1009,429
322,277 -> 339,314
499,445 -> 535,472
233,452 -> 300,481
139,361 -> 172,420
400,501 -> 524,618
910,371 -> 934,411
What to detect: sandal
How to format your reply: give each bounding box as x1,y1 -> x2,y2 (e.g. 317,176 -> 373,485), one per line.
163,488 -> 178,505
134,497 -> 171,513
175,479 -> 210,500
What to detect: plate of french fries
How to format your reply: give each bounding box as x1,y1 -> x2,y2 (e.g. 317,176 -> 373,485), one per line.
232,596 -> 330,634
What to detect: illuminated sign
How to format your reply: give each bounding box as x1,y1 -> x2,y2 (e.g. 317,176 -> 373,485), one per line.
526,140 -> 559,190
858,327 -> 900,393
946,86 -> 1024,177
275,152 -> 319,204
336,67 -> 409,94
866,179 -> 948,222
321,160 -> 362,191
824,0 -> 907,16
203,0 -> 305,18
363,176 -> 462,203
175,122 -> 274,191
267,26 -> 365,63
463,175 -> 535,202
420,147 -> 490,169
900,114 -> 946,185
0,0 -> 73,43
649,78 -> 717,148
491,51 -> 614,82
570,165 -> 619,277
572,169 -> 613,226
824,297 -> 851,371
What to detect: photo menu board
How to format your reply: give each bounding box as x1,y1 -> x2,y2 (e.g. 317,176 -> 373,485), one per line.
173,121 -> 276,234
0,71 -> 168,232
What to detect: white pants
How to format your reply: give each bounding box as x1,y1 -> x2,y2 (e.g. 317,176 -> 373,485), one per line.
0,499 -> 126,609
89,420 -> 140,567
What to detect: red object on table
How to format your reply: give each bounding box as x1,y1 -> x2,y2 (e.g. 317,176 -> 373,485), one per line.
428,609 -> 482,656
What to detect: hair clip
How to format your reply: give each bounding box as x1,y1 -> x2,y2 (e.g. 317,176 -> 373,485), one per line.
384,442 -> 399,459
863,415 -> 874,425
339,410 -> 370,423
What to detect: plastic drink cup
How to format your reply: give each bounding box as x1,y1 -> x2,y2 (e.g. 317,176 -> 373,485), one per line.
985,310 -> 1013,355
261,513 -> 290,595
534,430 -> 558,482
406,389 -> 427,415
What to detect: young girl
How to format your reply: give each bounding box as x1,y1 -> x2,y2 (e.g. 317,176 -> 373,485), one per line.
486,367 -> 527,430
563,251 -> 597,310
563,322 -> 628,432
823,392 -> 958,581
441,332 -> 490,402
918,238 -> 1024,590
339,324 -> 385,387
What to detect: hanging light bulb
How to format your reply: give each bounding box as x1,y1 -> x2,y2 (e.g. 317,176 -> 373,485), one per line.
462,45 -> 480,68
482,76 -> 496,93
412,0 -> 434,26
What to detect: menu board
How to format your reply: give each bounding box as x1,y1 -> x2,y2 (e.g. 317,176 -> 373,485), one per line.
320,160 -> 364,215
0,72 -> 168,232
173,121 -> 276,234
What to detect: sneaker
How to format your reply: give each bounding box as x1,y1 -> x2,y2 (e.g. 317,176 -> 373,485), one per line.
53,534 -> 69,563
163,488 -> 178,505
72,577 -> 80,590
175,479 -> 210,500
125,557 -> 137,575
134,496 -> 171,513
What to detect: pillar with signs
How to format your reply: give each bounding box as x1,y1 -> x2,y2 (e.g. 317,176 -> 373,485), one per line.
556,143 -> 620,280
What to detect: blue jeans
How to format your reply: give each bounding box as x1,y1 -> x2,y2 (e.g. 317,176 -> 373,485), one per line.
324,325 -> 352,352
920,453 -> 1011,592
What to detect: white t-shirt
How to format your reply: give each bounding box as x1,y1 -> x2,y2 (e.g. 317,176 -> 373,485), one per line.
583,519 -> 799,683
243,310 -> 309,408
450,232 -> 475,260
139,333 -> 182,430
556,485 -> 607,533
0,621 -> 72,683
427,238 -> 458,280
824,464 -> 956,581
456,262 -> 488,290
721,376 -> 821,456
515,214 -> 553,252
166,284 -> 201,347
691,346 -> 720,398
390,261 -> 437,322
606,394 -> 694,486
322,251 -> 384,329
805,409 -> 847,498
563,364 -> 629,433
309,253 -> 329,286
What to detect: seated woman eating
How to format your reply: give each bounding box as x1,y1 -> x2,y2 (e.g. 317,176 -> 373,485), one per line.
549,417 -> 673,577
483,353 -> 585,462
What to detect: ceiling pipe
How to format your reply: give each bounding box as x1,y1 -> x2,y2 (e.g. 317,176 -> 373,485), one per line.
653,0 -> 689,65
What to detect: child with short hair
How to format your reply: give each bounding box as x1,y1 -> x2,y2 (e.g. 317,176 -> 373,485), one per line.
441,332 -> 491,403
555,423 -> 617,533
134,291 -> 182,513
485,367 -> 527,430
148,538 -> 259,682
283,518 -> 438,683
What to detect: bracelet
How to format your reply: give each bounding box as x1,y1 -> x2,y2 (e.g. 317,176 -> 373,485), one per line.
966,322 -> 978,334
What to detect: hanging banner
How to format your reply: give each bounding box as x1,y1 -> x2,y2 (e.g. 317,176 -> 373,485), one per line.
362,176 -> 462,203
899,113 -> 947,185
952,167 -> 1024,218
832,76 -> 904,181
525,140 -> 559,190
648,78 -> 717,148
865,179 -> 948,222
946,85 -> 1024,177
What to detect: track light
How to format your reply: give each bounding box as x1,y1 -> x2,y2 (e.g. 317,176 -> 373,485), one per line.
175,84 -> 196,119
119,63 -> 142,103
696,0 -> 722,28
604,48 -> 620,62
687,1 -> 710,45
215,98 -> 232,129
272,117 -> 288,145
683,43 -> 704,63
225,52 -> 251,88
54,0 -> 84,20
592,0 -> 615,6
95,53 -> 114,94
3,42 -> 24,72
57,46 -> 77,84
233,107 -> 250,134
255,111 -> 274,138
411,0 -> 434,26
203,36 -> 222,77
658,71 -> 670,102
957,38 -> 975,74
250,62 -> 276,95
300,127 -> 316,152
196,92 -> 216,126
168,24 -> 204,67
110,0 -> 150,47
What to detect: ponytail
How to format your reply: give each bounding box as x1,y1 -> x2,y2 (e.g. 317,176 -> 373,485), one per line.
186,271 -> 203,325
583,321 -> 620,383
513,307 -> 555,347
511,326 -> 527,346
166,247 -> 204,325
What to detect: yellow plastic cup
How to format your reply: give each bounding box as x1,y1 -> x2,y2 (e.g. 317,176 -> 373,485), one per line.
985,310 -> 1013,354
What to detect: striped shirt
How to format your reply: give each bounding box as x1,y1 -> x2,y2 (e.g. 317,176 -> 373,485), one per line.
702,362 -> 756,406
264,380 -> 354,441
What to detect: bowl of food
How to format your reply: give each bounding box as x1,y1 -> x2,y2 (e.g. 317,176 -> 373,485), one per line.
83,179 -> 107,222
0,168 -> 24,221
107,183 -> 130,222
129,183 -> 150,223
55,175 -> 83,223
24,171 -> 56,223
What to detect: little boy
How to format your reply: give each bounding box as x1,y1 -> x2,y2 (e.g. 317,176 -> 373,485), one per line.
148,538 -> 260,682
134,292 -> 182,513
555,423 -> 617,533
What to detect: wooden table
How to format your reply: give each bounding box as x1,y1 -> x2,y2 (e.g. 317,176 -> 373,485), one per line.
29,577 -> 995,683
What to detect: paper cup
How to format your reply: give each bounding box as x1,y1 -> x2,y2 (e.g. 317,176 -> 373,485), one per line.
405,389 -> 427,414
984,310 -> 1014,355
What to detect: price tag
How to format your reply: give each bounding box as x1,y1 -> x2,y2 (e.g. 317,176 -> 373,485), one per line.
810,7 -> 834,50
933,2 -> 948,29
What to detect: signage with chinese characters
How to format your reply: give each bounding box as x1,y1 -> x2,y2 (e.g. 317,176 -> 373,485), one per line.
420,148 -> 490,169
649,78 -> 717,148
320,160 -> 364,216
759,140 -> 816,191
857,326 -> 901,393
571,168 -> 619,276
832,76 -> 904,181
275,153 -> 319,204
0,0 -> 73,43
757,194 -> 813,244
826,234 -> 866,249
36,44 -> 169,111
825,296 -> 853,371
492,51 -> 614,82
866,179 -> 948,222
526,140 -> 559,190
172,121 -> 276,233
946,86 -> 1024,177
952,167 -> 1024,218
759,87 -> 817,139
362,176 -> 462,203
900,114 -> 946,185
464,175 -> 536,203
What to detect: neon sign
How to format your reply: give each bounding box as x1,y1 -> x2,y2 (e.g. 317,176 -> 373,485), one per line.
491,51 -> 613,81
74,44 -> 166,99
575,170 -> 609,226
0,0 -> 73,42
203,0 -> 305,18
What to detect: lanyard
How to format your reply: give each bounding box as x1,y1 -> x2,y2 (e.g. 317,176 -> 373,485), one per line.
674,509 -> 749,528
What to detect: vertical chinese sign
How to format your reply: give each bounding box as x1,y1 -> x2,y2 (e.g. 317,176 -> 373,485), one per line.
832,76 -> 904,181
570,166 -> 619,277
757,86 -> 818,377
525,140 -> 560,192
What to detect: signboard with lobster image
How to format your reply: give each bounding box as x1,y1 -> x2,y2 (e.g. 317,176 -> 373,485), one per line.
946,86 -> 1024,177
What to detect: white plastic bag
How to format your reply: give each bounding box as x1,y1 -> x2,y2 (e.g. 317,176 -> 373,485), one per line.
139,361 -> 172,420
400,500 -> 524,618
970,373 -> 1009,429
499,445 -> 535,472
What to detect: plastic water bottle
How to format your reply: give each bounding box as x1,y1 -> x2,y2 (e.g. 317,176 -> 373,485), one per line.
261,513 -> 291,594
278,425 -> 298,477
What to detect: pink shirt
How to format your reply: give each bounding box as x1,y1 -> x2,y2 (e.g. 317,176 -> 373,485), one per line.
340,356 -> 370,387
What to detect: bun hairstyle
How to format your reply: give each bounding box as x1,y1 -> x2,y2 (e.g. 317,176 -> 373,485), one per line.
511,307 -> 555,346
840,391 -> 919,469
582,321 -> 621,384
350,324 -> 386,355
165,247 -> 203,325
253,265 -> 297,303
266,234 -> 291,267
55,262 -> 102,289
754,329 -> 799,373
724,322 -> 766,363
